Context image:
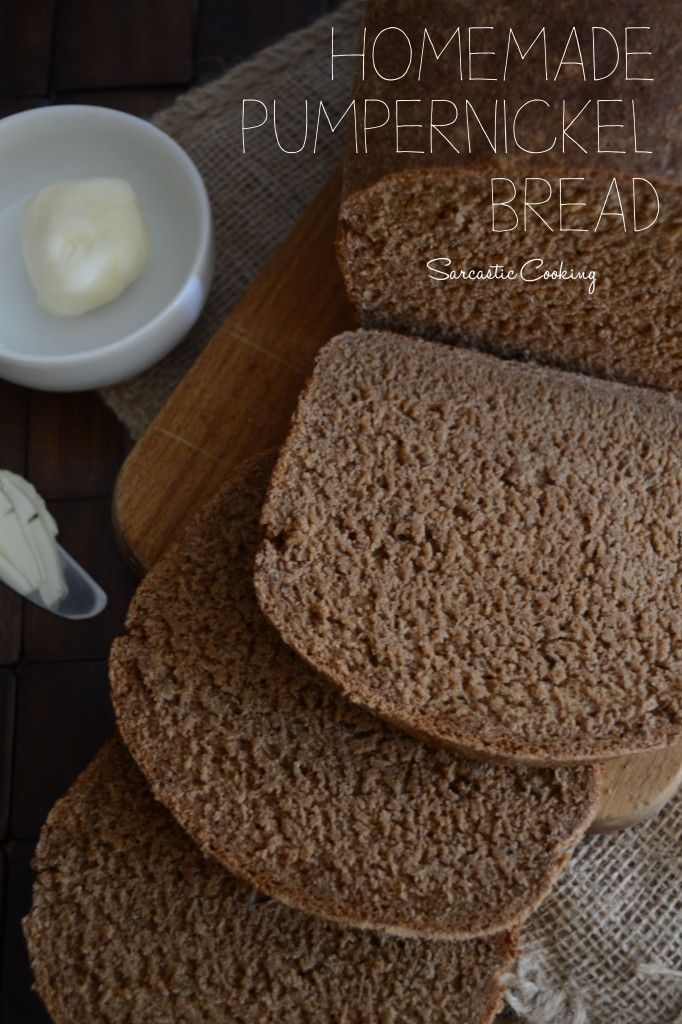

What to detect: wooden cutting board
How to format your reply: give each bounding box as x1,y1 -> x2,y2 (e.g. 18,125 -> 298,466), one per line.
114,169 -> 682,834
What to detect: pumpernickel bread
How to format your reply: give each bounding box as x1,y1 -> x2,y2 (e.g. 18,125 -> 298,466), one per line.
110,455 -> 600,939
338,0 -> 682,395
255,330 -> 682,765
25,740 -> 520,1024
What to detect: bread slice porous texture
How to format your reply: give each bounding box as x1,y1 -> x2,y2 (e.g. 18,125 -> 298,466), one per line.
255,331 -> 682,766
25,740 -> 520,1024
110,455 -> 600,940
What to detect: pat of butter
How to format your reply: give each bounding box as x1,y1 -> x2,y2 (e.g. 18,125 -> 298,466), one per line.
21,178 -> 150,316
0,470 -> 67,609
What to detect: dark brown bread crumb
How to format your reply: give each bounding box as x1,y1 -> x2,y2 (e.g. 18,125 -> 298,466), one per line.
110,455 -> 600,939
256,330 -> 682,765
339,1 -> 682,395
25,741 -> 520,1024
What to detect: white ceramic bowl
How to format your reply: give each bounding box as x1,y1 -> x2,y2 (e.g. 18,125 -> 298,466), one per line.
0,105 -> 213,391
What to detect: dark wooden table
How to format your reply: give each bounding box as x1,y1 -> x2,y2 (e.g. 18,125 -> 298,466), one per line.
0,3 -> 341,1020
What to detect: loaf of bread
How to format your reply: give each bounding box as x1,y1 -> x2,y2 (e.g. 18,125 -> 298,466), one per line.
338,0 -> 681,394
256,330 -> 682,765
110,455 -> 600,939
25,740 -> 520,1024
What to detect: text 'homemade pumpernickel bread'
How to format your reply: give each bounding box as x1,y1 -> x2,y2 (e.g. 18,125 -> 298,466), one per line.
255,331 -> 682,765
338,0 -> 681,394
25,740 -> 520,1024
110,455 -> 600,939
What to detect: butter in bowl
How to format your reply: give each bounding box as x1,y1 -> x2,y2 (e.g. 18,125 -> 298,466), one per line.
0,105 -> 213,392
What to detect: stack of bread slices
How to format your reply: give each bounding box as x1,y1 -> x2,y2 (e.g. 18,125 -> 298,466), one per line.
24,326 -> 682,1023
23,0 -> 682,1016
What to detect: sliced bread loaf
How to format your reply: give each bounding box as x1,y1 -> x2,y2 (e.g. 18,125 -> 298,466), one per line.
338,0 -> 682,395
110,455 -> 600,939
255,330 -> 682,765
25,740 -> 520,1024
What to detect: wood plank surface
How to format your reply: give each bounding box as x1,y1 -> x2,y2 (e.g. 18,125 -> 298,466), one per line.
195,0 -> 329,76
27,392 -> 129,500
52,0 -> 194,90
0,671 -> 15,840
11,663 -> 114,840
58,88 -> 184,119
0,2 -> 55,96
592,740 -> 682,833
113,172 -> 682,833
1,842 -> 50,1024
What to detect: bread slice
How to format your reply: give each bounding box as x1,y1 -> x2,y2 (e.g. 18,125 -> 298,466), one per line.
110,455 -> 600,940
255,330 -> 682,766
25,740 -> 520,1024
338,0 -> 682,396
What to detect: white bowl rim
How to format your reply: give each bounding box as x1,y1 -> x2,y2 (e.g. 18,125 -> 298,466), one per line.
0,104 -> 212,369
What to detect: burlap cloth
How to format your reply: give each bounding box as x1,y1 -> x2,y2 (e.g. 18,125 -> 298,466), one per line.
101,4 -> 682,1022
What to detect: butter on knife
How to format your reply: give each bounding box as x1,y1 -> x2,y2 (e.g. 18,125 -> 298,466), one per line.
0,470 -> 67,609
